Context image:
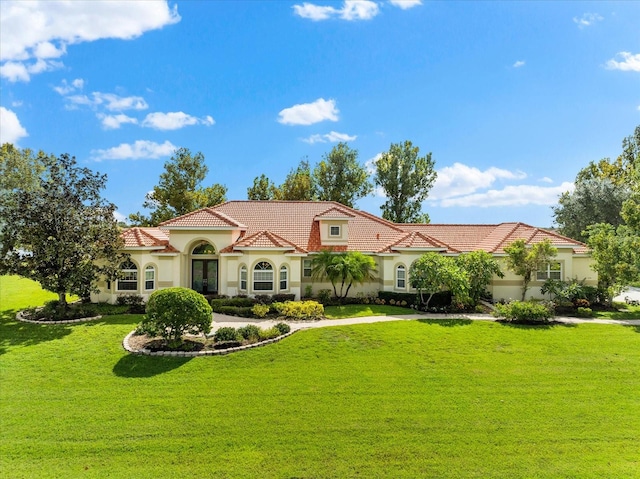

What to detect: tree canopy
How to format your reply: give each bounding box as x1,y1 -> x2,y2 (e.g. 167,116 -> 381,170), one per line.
310,250 -> 377,299
455,250 -> 504,304
274,159 -> 316,201
0,143 -> 44,195
0,153 -> 126,308
129,147 -> 227,226
504,239 -> 557,301
373,140 -> 437,223
409,253 -> 469,307
247,174 -> 278,200
314,142 -> 372,207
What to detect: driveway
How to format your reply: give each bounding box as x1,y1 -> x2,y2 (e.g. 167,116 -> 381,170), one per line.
614,286 -> 640,305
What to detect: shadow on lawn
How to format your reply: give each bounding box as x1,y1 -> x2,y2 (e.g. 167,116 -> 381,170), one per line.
496,320 -> 578,330
0,309 -> 72,355
417,318 -> 473,327
113,354 -> 193,378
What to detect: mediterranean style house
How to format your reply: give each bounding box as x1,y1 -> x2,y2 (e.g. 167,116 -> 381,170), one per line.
92,201 -> 596,304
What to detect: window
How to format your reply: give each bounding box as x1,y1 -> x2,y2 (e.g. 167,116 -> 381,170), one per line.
303,259 -> 312,278
537,261 -> 562,281
117,260 -> 138,291
192,242 -> 216,255
253,261 -> 274,291
239,266 -> 247,291
330,225 -> 341,237
396,265 -> 406,289
280,265 -> 288,291
144,265 -> 155,290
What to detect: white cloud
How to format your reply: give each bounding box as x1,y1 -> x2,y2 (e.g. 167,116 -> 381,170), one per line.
389,0 -> 422,10
539,177 -> 554,184
91,140 -> 177,161
11,101 -> 23,107
293,1 -> 379,21
141,111 -> 215,130
278,98 -> 339,125
98,113 -> 138,130
302,131 -> 357,144
0,0 -> 180,81
53,78 -> 84,95
61,91 -> 149,111
0,106 -> 28,144
637,104 -> 640,111
513,60 -> 526,68
605,52 -> 640,72
429,163 -> 527,200
573,13 -> 603,28
436,182 -> 575,208
113,211 -> 128,224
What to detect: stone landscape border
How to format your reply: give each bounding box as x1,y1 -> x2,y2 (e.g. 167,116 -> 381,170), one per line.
122,329 -> 298,357
15,310 -> 103,325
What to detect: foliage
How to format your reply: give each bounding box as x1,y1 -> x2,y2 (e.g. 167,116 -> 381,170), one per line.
251,303 -> 270,318
455,250 -> 504,304
274,159 -> 316,201
584,223 -> 640,303
373,140 -> 437,223
273,300 -> 324,319
237,324 -> 261,341
0,143 -> 44,197
317,289 -> 332,304
0,153 -> 126,308
409,253 -> 469,307
313,142 -> 372,207
576,307 -> 593,318
311,250 -> 377,299
274,322 -> 291,335
211,297 -> 256,310
139,287 -> 213,347
493,300 -> 555,323
116,294 -> 145,313
129,147 -> 227,226
247,173 -> 278,200
213,326 -> 241,342
258,327 -> 282,340
503,238 -> 557,301
552,178 -> 631,242
541,278 -> 600,305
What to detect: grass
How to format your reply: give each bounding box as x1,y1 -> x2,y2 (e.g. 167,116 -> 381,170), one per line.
324,303 -> 414,319
592,303 -> 640,320
0,275 -> 77,312
2,283 -> 640,477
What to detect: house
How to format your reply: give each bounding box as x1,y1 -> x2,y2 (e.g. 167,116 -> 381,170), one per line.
92,201 -> 596,303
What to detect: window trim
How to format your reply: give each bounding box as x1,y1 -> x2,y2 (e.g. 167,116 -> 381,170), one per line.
253,261 -> 274,292
536,261 -> 562,281
280,265 -> 288,291
396,264 -> 406,290
303,259 -> 312,278
239,265 -> 247,291
144,265 -> 155,291
329,225 -> 341,237
117,260 -> 138,292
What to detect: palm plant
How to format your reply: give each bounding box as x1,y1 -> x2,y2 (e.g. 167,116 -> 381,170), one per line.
311,250 -> 377,299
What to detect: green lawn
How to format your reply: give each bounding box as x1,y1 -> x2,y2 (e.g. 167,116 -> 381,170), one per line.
0,275 -> 76,312
2,285 -> 640,478
324,303 -> 414,318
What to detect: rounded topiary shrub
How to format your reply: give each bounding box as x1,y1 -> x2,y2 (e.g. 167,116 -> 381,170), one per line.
139,287 -> 213,348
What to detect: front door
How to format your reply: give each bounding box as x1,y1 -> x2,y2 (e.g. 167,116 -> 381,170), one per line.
192,259 -> 218,294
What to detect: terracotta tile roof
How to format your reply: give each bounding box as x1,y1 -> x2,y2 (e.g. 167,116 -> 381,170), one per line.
121,202 -> 588,256
221,230 -> 307,254
159,207 -> 247,229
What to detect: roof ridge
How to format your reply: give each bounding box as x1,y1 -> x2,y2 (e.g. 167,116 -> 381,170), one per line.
489,222 -> 524,253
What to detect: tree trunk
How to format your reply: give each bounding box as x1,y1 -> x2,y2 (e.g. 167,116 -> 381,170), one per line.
58,292 -> 68,310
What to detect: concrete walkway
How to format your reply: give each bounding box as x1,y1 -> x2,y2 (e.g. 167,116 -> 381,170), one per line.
212,311 -> 640,332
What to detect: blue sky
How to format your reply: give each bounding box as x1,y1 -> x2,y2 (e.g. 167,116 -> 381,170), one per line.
1,0 -> 638,227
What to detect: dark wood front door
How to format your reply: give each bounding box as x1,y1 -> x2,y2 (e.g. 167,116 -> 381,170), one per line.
192,259 -> 218,294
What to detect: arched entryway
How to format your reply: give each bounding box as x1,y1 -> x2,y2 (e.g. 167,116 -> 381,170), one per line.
191,241 -> 218,294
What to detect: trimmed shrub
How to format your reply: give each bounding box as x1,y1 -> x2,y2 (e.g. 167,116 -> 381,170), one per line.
258,327 -> 281,340
214,326 -> 240,342
274,322 -> 291,335
574,298 -> 590,308
493,300 -> 554,323
251,303 -> 271,318
254,294 -> 273,304
317,289 -> 332,304
211,297 -> 255,310
116,294 -> 145,313
273,300 -> 324,320
237,324 -> 261,342
272,294 -> 296,303
139,287 -> 213,347
576,307 -> 593,318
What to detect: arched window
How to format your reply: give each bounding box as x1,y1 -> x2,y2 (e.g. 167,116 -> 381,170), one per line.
239,266 -> 247,291
396,265 -> 406,289
253,261 -> 274,291
117,260 -> 138,291
144,265 -> 156,291
192,242 -> 216,255
280,265 -> 288,291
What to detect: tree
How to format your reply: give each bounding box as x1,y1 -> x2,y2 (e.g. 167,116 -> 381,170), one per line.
274,159 -> 316,201
0,143 -> 44,194
409,253 -> 469,307
247,174 -> 277,200
552,178 -> 631,242
503,239 -> 557,301
313,142 -> 372,207
311,250 -> 377,299
585,223 -> 640,304
373,140 -> 437,223
129,147 -> 227,226
456,250 -> 504,305
0,153 -> 126,309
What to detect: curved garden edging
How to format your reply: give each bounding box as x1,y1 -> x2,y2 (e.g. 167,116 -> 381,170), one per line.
122,329 -> 298,357
15,310 -> 103,325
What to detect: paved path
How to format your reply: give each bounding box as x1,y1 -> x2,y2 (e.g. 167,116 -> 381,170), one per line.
212,312 -> 640,332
